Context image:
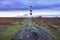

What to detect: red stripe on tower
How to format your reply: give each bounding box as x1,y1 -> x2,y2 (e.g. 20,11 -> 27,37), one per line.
30,6 -> 32,15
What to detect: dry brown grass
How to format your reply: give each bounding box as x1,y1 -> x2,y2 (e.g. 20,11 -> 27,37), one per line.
32,18 -> 60,30
0,18 -> 25,30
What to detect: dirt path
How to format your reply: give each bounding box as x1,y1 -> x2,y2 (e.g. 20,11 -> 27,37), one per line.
11,19 -> 56,40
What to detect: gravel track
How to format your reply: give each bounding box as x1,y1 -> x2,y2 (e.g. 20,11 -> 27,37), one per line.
11,19 -> 56,40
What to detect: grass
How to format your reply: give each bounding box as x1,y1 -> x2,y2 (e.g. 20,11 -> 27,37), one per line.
0,23 -> 24,40
48,29 -> 60,40
0,19 -> 60,40
33,21 -> 60,40
40,25 -> 60,40
39,25 -> 60,40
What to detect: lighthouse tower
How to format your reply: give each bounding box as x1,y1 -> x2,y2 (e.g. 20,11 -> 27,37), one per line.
30,6 -> 32,16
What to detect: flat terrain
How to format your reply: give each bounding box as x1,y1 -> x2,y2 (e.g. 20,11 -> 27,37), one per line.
12,19 -> 56,40
32,18 -> 60,30
0,24 -> 23,40
0,18 -> 25,30
0,18 -> 26,40
0,18 -> 60,40
32,18 -> 60,40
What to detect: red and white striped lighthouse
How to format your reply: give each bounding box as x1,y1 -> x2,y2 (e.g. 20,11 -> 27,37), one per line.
30,6 -> 32,15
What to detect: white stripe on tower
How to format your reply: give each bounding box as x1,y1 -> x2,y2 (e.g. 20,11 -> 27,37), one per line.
30,6 -> 32,15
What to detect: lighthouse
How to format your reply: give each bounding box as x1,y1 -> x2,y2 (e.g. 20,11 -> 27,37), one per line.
30,6 -> 32,15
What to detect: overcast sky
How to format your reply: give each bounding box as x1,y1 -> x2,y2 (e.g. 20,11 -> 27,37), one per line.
0,0 -> 60,10
0,0 -> 60,17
